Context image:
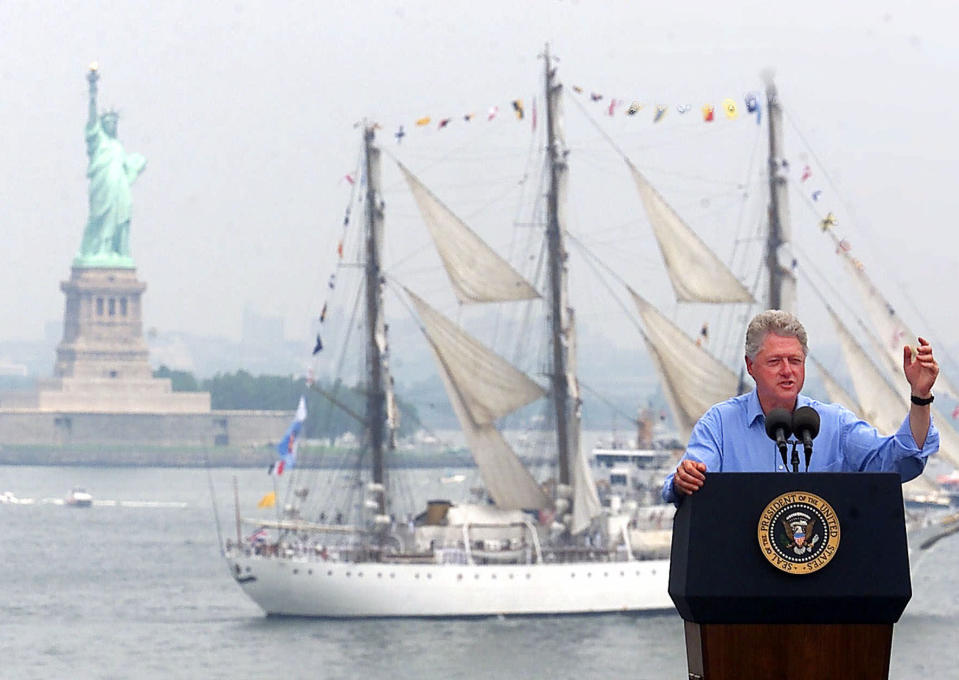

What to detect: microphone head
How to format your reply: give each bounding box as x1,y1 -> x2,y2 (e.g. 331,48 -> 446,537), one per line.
764,408 -> 793,441
792,406 -> 821,438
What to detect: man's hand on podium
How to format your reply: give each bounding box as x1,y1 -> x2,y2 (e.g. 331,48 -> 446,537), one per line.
673,459 -> 707,496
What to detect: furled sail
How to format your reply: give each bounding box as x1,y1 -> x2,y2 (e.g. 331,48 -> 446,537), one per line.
564,310 -> 602,534
398,161 -> 540,304
823,225 -> 957,399
626,160 -> 754,303
628,288 -> 741,442
407,289 -> 550,510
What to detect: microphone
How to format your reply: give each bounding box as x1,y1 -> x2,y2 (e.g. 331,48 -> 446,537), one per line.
764,408 -> 793,469
792,406 -> 821,471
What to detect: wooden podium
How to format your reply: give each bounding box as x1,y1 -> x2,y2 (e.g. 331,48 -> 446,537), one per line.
669,473 -> 910,680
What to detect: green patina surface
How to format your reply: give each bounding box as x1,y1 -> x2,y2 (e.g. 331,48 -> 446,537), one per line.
74,66 -> 145,269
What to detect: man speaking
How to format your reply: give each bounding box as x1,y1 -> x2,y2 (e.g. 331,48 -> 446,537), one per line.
662,310 -> 940,503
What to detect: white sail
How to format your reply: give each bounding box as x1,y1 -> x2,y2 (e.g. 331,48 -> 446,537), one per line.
398,162 -> 540,304
407,289 -> 550,510
809,356 -> 862,415
830,308 -> 959,471
824,226 -> 957,399
628,288 -> 741,442
408,289 -> 545,424
626,160 -> 754,303
565,310 -> 602,534
832,308 -> 914,436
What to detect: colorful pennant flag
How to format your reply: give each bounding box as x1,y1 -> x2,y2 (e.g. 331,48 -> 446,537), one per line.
653,105 -> 667,123
723,98 -> 738,119
487,106 -> 499,121
627,102 -> 642,115
677,104 -> 691,114
512,99 -> 524,119
270,397 -> 308,476
257,493 -> 275,509
801,165 -> 812,182
702,104 -> 715,122
744,92 -> 762,125
394,125 -> 405,144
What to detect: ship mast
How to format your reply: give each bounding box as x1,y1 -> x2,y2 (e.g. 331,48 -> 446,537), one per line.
362,124 -> 391,515
543,45 -> 575,488
764,76 -> 797,312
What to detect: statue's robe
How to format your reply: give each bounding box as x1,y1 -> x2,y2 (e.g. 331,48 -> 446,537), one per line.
78,118 -> 146,260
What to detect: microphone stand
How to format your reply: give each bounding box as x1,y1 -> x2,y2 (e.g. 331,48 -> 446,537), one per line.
790,440 -> 800,473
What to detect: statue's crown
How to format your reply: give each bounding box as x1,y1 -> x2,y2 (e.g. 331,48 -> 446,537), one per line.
101,109 -> 119,122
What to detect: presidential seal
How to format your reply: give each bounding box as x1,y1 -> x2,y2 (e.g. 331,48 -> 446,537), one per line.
757,492 -> 840,574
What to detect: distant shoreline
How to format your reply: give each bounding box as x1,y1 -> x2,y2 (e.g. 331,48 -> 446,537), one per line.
0,444 -> 481,469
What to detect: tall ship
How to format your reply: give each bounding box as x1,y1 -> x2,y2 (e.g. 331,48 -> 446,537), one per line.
225,52 -> 959,617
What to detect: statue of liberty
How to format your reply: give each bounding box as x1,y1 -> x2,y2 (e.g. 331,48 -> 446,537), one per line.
74,64 -> 147,268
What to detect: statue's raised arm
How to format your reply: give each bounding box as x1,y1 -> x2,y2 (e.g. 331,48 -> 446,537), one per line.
87,64 -> 99,129
75,63 -> 147,269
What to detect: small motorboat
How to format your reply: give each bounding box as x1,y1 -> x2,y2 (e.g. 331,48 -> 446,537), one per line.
65,487 -> 93,507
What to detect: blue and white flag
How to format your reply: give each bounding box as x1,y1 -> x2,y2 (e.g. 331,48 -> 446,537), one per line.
270,397 -> 307,475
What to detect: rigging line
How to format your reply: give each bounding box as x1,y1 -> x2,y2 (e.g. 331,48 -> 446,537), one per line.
780,105 -> 899,283
563,231 -> 652,341
728,122 -> 766,278
577,379 -> 641,429
791,243 -> 896,362
204,458 -> 225,557
568,95 -> 753,188
378,123 -> 522,194
788,180 -> 959,377
781,106 -> 862,225
300,270 -> 368,497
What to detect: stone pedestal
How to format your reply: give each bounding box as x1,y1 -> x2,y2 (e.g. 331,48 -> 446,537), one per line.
56,267 -> 151,380
35,267 -> 211,413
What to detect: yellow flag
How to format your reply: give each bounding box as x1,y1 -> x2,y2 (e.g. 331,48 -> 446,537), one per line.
257,491 -> 276,508
415,116 -> 431,127
722,98 -> 738,119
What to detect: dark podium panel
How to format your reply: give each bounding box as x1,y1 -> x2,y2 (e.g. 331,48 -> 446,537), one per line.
669,473 -> 910,680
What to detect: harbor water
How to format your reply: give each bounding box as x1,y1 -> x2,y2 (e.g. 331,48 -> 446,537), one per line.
3,465 -> 957,679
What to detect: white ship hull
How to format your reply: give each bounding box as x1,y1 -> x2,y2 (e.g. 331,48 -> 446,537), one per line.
229,553 -> 672,617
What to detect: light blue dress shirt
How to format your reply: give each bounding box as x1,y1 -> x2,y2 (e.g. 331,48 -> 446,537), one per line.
661,390 -> 939,505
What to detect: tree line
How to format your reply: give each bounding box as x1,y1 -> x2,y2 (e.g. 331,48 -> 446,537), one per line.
153,366 -> 422,441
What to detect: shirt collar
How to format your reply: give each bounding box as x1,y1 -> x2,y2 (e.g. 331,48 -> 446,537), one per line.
746,389 -> 812,427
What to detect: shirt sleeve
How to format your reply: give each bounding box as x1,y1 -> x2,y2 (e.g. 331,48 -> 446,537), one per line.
662,407 -> 725,505
839,407 -> 939,482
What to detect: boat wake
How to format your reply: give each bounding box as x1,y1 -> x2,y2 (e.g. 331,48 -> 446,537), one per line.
0,491 -> 187,508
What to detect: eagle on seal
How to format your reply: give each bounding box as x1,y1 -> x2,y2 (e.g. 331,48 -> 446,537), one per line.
782,516 -> 816,549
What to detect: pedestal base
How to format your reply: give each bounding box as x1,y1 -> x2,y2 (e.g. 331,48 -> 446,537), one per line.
684,621 -> 893,680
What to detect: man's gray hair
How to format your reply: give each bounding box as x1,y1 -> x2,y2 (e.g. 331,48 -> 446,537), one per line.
744,310 -> 808,359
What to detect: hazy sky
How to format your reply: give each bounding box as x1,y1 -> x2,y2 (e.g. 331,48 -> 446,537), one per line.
2,0 -> 957,366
